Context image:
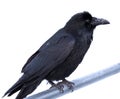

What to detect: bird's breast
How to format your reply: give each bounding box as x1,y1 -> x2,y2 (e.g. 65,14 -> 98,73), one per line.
69,34 -> 92,63
58,35 -> 93,77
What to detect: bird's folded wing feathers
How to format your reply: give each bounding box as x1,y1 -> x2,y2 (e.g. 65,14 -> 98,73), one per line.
21,34 -> 75,79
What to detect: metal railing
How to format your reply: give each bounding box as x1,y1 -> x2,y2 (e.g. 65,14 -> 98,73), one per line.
25,63 -> 120,99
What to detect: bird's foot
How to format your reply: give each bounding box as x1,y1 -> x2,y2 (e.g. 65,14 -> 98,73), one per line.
49,80 -> 64,93
53,79 -> 75,92
62,79 -> 75,92
55,82 -> 65,93
48,79 -> 75,93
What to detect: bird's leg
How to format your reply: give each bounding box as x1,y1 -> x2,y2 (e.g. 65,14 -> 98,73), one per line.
61,79 -> 75,91
48,80 -> 55,86
48,80 -> 64,93
48,80 -> 56,89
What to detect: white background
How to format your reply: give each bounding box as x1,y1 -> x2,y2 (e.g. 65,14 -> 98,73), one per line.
0,0 -> 120,99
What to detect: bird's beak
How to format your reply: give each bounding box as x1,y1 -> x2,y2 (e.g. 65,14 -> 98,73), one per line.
91,17 -> 110,26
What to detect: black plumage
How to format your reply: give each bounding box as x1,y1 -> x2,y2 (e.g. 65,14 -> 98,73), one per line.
3,11 -> 109,99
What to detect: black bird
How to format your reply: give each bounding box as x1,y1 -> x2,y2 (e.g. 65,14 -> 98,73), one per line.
3,11 -> 109,99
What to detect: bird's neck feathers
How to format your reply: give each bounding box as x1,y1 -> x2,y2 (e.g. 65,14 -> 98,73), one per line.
64,25 -> 93,38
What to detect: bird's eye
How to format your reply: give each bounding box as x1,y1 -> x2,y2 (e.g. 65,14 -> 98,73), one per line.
85,19 -> 90,23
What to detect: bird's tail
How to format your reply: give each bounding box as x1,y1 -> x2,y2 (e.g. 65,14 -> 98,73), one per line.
3,75 -> 42,99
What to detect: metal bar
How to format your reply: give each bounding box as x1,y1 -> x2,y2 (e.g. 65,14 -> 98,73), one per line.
25,63 -> 120,99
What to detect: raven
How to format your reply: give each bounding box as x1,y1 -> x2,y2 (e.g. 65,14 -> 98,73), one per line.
3,11 -> 109,99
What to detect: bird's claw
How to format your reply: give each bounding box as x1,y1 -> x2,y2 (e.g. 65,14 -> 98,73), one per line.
56,82 -> 64,93
62,79 -> 75,91
49,79 -> 75,93
50,82 -> 64,93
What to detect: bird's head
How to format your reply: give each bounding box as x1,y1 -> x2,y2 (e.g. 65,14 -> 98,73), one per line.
65,11 -> 110,32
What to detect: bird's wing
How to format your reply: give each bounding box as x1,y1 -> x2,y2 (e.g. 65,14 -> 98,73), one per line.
21,33 -> 75,80
22,50 -> 40,71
